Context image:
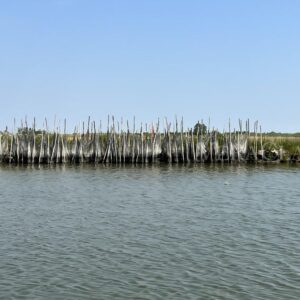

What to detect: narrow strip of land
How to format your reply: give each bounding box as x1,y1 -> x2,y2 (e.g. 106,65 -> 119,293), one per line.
1,118 -> 300,164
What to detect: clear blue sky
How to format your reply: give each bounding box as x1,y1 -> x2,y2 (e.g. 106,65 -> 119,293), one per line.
1,0 -> 299,132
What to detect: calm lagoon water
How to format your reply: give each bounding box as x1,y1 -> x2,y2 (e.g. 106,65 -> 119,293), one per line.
0,164 -> 299,299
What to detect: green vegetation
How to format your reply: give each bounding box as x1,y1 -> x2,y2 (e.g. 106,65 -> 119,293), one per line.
1,123 -> 300,163
193,122 -> 207,135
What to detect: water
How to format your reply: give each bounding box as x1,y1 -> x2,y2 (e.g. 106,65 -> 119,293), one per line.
0,164 -> 299,300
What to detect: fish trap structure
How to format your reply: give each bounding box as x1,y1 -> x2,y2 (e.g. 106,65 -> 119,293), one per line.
0,117 -> 297,164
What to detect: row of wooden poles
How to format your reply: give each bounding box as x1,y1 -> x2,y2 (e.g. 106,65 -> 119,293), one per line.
0,117 -> 268,164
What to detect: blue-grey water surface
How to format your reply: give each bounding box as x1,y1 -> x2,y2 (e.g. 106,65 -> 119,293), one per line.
0,164 -> 299,299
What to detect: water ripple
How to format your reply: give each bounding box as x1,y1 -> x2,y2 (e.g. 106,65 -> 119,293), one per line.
0,164 -> 300,299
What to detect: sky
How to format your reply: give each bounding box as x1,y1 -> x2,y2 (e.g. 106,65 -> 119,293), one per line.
0,0 -> 299,132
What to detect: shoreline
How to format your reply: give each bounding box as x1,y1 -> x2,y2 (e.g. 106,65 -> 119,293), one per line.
1,118 -> 300,165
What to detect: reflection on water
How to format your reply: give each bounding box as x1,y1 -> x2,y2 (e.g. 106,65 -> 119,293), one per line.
0,164 -> 299,299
